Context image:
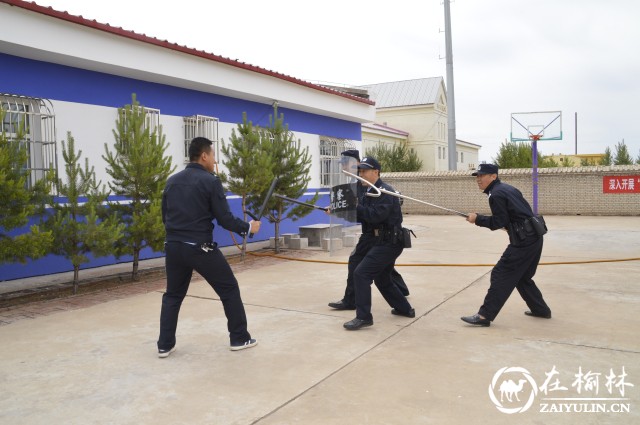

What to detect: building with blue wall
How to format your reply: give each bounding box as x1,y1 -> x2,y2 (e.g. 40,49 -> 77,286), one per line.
0,0 -> 375,280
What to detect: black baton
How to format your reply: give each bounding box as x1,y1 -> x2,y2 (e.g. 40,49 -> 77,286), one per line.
245,177 -> 279,238
275,194 -> 328,212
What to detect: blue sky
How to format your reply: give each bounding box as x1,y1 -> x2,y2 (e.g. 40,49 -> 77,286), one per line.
34,0 -> 640,163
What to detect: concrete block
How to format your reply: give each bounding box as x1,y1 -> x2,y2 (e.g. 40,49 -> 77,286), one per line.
299,224 -> 343,247
281,233 -> 298,245
342,234 -> 357,247
269,237 -> 284,249
288,237 -> 308,250
321,238 -> 343,251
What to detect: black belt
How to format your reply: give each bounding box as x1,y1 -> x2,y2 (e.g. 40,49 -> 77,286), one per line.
364,229 -> 385,236
365,228 -> 401,239
166,241 -> 216,252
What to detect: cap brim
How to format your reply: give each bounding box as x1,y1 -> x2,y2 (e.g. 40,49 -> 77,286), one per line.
357,164 -> 375,169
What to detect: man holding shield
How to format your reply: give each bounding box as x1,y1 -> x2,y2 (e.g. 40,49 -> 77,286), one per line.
328,150 -> 410,312
341,156 -> 414,330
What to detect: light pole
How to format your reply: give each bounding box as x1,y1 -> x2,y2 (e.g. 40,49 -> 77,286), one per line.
444,0 -> 457,171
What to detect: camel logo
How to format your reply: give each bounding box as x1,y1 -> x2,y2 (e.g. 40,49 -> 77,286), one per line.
489,367 -> 538,414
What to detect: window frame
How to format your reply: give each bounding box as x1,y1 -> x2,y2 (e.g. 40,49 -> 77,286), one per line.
1,93 -> 58,191
183,115 -> 219,162
319,137 -> 355,188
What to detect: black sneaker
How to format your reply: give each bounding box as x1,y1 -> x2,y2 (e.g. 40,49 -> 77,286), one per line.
391,308 -> 415,318
158,346 -> 176,358
230,338 -> 258,351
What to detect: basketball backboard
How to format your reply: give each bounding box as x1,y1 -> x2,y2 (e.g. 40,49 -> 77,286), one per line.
510,111 -> 562,141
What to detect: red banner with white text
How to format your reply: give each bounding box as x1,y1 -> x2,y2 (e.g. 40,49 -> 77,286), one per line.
603,176 -> 640,193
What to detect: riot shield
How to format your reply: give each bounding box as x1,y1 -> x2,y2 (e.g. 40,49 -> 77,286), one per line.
328,156 -> 359,256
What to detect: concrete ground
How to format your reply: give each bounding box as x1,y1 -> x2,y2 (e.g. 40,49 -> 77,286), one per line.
0,215 -> 638,425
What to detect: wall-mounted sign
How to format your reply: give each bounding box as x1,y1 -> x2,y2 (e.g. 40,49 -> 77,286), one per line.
603,176 -> 640,193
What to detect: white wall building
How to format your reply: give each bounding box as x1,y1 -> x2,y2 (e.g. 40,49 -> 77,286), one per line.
359,78 -> 480,172
0,0 -> 374,280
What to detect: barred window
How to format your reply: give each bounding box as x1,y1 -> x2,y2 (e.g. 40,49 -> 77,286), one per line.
1,93 -> 57,190
145,107 -> 160,137
319,137 -> 355,187
183,115 -> 219,162
116,105 -> 160,155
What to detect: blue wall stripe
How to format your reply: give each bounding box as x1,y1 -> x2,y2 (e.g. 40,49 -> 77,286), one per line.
0,53 -> 362,139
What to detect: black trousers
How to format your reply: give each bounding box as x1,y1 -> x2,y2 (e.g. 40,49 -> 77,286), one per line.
341,234 -> 410,306
157,242 -> 251,350
478,236 -> 551,321
353,241 -> 412,321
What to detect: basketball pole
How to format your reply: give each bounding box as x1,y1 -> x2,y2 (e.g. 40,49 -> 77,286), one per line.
531,134 -> 541,215
512,111 -> 562,216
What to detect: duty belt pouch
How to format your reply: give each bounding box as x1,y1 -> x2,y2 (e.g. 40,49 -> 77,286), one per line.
402,227 -> 416,248
509,222 -> 527,242
529,215 -> 548,237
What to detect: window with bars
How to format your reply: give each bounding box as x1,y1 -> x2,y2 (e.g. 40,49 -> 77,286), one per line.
319,137 -> 355,187
183,115 -> 219,162
145,107 -> 160,137
1,94 -> 57,190
115,105 -> 161,155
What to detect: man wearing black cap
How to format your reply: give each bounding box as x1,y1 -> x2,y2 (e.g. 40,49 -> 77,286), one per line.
461,163 -> 551,327
328,150 -> 410,312
342,156 -> 414,330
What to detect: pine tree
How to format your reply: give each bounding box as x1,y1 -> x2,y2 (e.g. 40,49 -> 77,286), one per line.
580,157 -> 598,166
493,141 -> 557,169
365,143 -> 423,172
220,113 -> 273,257
261,104 -> 317,253
0,108 -> 53,263
102,94 -> 175,280
636,149 -> 640,165
45,133 -> 124,293
600,147 -> 612,166
613,140 -> 633,165
222,105 -> 316,253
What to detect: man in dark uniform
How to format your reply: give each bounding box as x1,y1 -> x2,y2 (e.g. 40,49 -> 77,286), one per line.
343,157 -> 414,330
157,137 -> 261,357
328,150 -> 410,312
461,163 -> 552,327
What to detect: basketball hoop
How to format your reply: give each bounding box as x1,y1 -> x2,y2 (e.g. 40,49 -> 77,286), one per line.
510,111 -> 563,215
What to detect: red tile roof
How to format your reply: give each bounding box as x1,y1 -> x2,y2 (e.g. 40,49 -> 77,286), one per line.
2,0 -> 374,105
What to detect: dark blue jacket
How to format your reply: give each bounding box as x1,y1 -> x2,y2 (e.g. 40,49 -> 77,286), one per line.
162,163 -> 249,244
357,178 -> 403,234
475,178 -> 534,231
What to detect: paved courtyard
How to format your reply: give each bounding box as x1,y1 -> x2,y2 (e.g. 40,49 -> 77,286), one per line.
0,215 -> 638,424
